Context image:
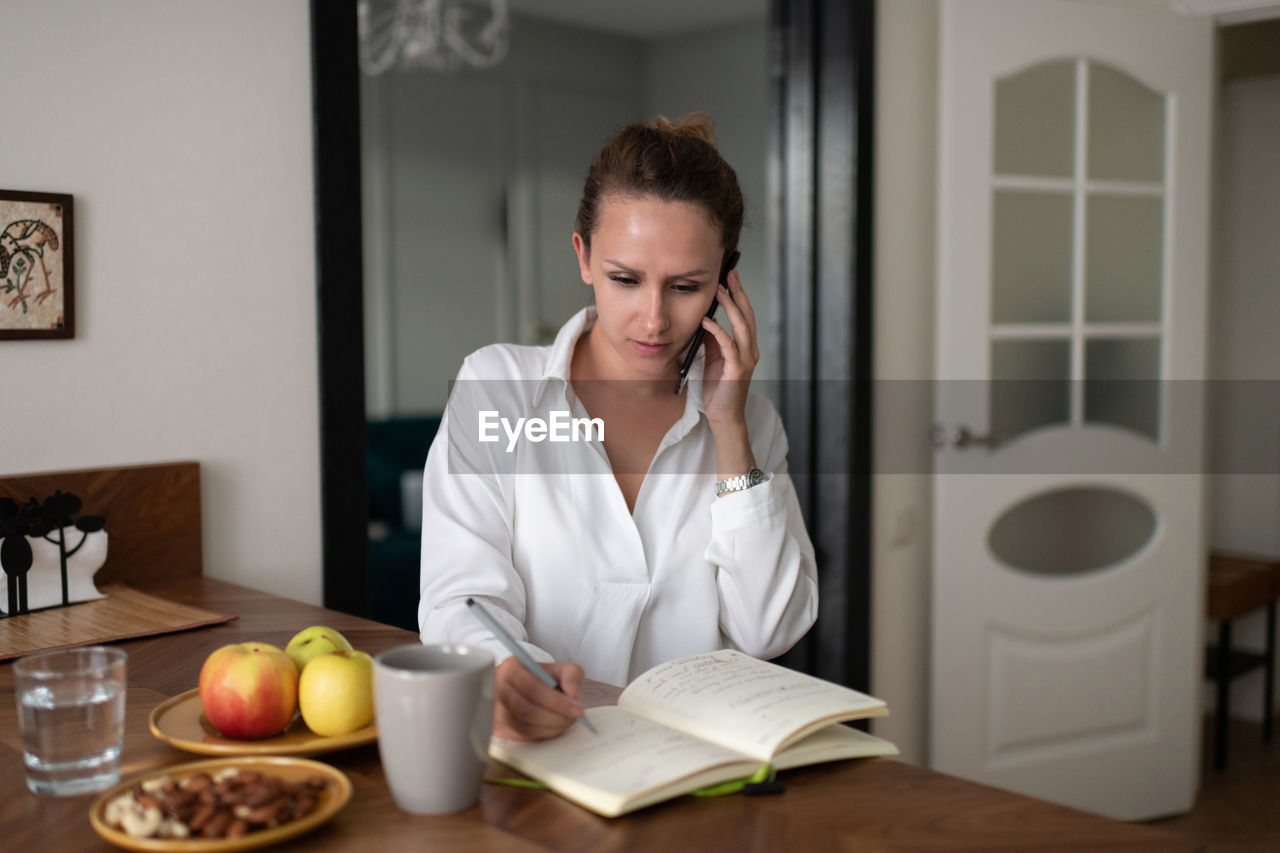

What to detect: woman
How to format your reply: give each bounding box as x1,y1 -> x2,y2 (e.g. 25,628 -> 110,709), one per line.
418,113 -> 817,741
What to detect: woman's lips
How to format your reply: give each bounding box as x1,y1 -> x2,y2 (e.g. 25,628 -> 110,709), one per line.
630,340 -> 670,356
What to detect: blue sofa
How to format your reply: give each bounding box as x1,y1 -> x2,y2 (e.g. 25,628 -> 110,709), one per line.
366,415 -> 441,632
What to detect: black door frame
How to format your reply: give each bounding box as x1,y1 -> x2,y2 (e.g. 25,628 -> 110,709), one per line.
308,0 -> 875,690
310,0 -> 370,616
769,0 -> 875,691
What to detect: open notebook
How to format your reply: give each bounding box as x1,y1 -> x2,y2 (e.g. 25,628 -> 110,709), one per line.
490,649 -> 898,817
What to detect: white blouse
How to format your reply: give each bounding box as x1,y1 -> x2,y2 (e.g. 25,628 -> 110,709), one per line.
417,307 -> 818,686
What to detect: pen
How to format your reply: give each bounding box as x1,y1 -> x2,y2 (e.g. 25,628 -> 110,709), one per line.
674,250 -> 739,395
465,597 -> 598,735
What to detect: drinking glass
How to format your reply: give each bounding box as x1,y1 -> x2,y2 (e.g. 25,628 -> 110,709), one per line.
13,645 -> 128,796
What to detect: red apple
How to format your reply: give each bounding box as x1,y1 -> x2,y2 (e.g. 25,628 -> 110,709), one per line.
198,642 -> 299,739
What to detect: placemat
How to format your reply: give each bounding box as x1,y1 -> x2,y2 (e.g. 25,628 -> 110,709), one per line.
0,584 -> 236,661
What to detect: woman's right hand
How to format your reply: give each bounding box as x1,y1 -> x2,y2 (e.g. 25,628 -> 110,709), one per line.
493,657 -> 587,741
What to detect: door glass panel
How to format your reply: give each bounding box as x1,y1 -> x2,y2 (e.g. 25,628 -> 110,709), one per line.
1085,338 -> 1161,440
995,60 -> 1075,178
988,486 -> 1157,576
992,190 -> 1074,323
1085,195 -> 1163,323
991,339 -> 1071,442
1087,63 -> 1165,183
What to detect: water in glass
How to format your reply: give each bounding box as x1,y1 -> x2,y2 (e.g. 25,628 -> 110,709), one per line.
14,647 -> 127,796
19,678 -> 124,795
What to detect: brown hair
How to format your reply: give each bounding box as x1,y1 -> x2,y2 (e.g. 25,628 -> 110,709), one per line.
575,112 -> 744,254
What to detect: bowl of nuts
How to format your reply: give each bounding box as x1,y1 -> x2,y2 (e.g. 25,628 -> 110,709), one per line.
88,756 -> 352,852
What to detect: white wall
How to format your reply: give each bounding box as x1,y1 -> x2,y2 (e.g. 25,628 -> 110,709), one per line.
1208,75 -> 1280,554
1206,72 -> 1280,718
0,0 -> 322,604
643,19 -> 775,380
361,15 -> 645,417
871,0 -> 939,766
362,14 -> 773,417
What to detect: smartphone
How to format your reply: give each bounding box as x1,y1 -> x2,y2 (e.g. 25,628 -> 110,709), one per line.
674,249 -> 740,394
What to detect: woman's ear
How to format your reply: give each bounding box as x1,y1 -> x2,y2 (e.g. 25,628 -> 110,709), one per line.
572,233 -> 592,285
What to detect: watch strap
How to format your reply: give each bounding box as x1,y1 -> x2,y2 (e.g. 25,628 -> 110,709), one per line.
715,467 -> 768,497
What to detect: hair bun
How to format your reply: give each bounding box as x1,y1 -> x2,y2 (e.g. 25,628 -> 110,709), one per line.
654,112 -> 718,148
575,111 -> 743,253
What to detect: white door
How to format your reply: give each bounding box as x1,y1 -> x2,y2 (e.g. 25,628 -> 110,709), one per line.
930,0 -> 1213,820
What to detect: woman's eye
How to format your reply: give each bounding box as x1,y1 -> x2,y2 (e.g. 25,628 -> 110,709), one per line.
609,274 -> 639,286
672,283 -> 702,294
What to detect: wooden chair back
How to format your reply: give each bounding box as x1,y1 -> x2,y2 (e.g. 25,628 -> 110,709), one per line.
0,461 -> 201,587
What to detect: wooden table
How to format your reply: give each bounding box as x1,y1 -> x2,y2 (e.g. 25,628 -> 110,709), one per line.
1205,551 -> 1280,771
0,577 -> 1200,851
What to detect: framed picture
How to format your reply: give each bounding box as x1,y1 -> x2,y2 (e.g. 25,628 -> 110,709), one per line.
0,189 -> 74,340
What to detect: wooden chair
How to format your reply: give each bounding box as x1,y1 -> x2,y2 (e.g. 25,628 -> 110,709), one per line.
1205,551 -> 1280,771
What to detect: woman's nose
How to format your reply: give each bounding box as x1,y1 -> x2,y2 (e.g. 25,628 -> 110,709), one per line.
644,290 -> 669,334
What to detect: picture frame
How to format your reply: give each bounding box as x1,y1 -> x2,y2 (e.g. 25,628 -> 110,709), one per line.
0,189 -> 74,340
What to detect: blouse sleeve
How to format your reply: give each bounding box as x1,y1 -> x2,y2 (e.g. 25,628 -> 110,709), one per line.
703,397 -> 819,659
416,358 -> 555,668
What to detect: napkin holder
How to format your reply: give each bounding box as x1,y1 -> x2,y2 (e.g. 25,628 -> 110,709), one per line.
0,490 -> 108,616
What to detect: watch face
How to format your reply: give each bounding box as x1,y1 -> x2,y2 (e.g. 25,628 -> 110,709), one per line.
748,468 -> 766,486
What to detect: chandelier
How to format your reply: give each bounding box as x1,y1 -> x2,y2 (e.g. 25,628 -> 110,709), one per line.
357,0 -> 510,75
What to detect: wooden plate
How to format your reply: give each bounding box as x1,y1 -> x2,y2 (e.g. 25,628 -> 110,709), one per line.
89,756 -> 351,852
149,689 -> 376,756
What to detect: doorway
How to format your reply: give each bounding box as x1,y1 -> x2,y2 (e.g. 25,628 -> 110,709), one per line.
309,0 -> 879,691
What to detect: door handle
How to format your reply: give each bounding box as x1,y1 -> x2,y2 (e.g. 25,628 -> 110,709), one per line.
931,425 -> 1002,451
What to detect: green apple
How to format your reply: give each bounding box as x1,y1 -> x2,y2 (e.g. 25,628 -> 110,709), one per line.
298,650 -> 374,737
285,625 -> 353,674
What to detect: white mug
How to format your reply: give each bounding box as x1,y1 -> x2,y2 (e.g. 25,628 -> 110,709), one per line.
373,644 -> 494,814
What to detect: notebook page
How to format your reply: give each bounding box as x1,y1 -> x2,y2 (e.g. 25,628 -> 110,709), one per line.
617,649 -> 886,761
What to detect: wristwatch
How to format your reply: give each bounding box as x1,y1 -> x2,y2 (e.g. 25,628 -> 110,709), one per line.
715,467 -> 768,497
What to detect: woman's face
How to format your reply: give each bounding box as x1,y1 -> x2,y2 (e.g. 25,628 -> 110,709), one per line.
572,195 -> 722,380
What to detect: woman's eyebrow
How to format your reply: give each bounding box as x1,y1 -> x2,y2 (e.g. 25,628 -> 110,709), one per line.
603,260 -> 713,280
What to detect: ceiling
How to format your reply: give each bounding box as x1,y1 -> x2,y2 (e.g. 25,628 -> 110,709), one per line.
1071,0 -> 1280,23
505,0 -> 768,40
489,1 -> 1280,41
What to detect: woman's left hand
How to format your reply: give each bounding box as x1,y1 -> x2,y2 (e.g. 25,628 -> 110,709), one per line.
699,268 -> 759,431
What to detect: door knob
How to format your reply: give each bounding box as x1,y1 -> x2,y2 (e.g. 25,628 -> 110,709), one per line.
931,425 -> 1002,450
